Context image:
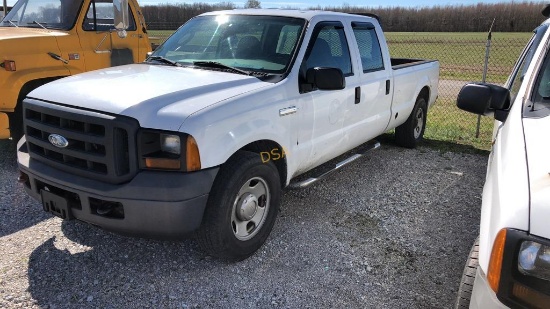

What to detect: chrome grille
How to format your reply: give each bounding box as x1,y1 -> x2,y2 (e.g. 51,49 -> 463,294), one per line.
23,99 -> 139,184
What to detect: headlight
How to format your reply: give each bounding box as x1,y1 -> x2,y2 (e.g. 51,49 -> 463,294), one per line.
138,129 -> 201,171
519,241 -> 550,281
160,134 -> 181,155
486,229 -> 550,308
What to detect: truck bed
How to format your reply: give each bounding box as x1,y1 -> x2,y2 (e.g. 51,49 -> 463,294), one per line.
391,58 -> 438,70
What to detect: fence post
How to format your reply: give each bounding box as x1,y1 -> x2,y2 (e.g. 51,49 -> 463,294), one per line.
476,18 -> 496,138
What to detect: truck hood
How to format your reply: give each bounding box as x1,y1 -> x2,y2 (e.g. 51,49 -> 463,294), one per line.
0,26 -> 66,39
28,64 -> 271,130
523,117 -> 550,239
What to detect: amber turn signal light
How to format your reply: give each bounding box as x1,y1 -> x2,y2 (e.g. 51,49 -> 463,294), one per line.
2,60 -> 16,71
186,135 -> 201,172
145,157 -> 181,170
487,229 -> 507,292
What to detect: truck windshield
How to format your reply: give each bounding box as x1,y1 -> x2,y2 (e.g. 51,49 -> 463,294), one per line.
150,15 -> 306,76
1,0 -> 83,30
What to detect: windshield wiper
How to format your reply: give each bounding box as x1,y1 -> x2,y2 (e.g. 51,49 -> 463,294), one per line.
147,56 -> 181,67
3,20 -> 18,27
193,61 -> 250,76
28,21 -> 48,29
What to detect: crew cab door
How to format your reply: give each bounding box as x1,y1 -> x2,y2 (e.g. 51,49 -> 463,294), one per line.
75,0 -> 142,70
344,22 -> 393,147
296,21 -> 359,170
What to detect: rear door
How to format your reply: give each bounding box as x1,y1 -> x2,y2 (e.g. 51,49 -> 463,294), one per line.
344,21 -> 393,147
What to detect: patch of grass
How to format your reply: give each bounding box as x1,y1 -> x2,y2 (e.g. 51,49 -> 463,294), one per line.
426,97 -> 493,151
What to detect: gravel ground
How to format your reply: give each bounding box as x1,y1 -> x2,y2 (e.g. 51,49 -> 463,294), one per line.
0,139 -> 487,309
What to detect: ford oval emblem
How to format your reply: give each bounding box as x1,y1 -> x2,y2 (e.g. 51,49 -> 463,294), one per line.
48,134 -> 69,148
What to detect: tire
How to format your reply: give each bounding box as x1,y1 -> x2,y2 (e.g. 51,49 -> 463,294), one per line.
195,150 -> 281,261
455,237 -> 480,309
395,96 -> 428,148
8,98 -> 24,142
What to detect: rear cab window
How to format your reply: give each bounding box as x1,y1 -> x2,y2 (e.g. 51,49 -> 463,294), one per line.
351,22 -> 384,72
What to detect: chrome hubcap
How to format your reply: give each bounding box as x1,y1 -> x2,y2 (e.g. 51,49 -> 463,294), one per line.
237,194 -> 258,221
231,177 -> 270,241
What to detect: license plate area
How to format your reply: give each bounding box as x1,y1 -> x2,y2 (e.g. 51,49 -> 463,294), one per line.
41,189 -> 73,220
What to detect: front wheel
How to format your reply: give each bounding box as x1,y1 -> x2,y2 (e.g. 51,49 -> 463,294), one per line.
395,96 -> 428,148
195,151 -> 281,261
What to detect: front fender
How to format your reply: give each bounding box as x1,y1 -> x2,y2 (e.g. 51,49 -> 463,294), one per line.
179,84 -> 296,182
0,68 -> 71,112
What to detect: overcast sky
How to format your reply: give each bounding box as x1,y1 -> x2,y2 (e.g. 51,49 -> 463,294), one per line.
135,0 -> 523,8
1,0 -> 524,9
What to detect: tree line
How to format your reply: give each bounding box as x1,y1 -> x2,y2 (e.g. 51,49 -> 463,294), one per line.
142,1 -> 547,32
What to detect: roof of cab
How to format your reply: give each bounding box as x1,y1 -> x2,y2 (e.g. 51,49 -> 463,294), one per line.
199,9 -> 376,22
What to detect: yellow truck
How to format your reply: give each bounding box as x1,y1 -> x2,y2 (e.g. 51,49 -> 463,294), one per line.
0,0 -> 151,140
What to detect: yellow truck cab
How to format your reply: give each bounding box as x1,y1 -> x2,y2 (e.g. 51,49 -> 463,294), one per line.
0,0 -> 151,140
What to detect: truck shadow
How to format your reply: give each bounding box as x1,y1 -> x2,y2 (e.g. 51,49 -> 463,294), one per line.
26,220 -> 219,308
0,140 -> 50,237
377,133 -> 490,155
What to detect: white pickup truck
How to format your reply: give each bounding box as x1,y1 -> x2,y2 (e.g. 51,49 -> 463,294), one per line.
455,6 -> 550,308
17,9 -> 439,260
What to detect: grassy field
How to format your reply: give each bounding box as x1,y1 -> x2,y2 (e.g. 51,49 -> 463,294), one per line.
148,30 -> 530,151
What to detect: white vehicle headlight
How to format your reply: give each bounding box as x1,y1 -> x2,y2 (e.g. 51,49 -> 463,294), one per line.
161,134 -> 181,155
519,241 -> 550,281
137,130 -> 201,171
485,229 -> 550,308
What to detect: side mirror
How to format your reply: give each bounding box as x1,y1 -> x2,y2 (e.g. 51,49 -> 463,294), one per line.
306,67 -> 345,90
457,83 -> 510,117
113,0 -> 129,38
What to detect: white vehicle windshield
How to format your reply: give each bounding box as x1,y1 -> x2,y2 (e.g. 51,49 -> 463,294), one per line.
1,0 -> 83,30
150,15 -> 306,76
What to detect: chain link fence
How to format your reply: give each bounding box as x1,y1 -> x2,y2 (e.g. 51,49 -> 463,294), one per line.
387,33 -> 531,149
147,26 -> 531,150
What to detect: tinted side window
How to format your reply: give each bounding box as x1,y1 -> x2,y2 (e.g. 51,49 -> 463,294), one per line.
305,23 -> 352,76
83,1 -> 136,31
352,22 -> 384,72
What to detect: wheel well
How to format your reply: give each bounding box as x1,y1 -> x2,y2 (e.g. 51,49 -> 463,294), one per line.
418,86 -> 430,103
240,140 -> 288,187
18,77 -> 63,102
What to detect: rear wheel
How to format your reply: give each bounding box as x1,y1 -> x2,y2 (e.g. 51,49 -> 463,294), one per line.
195,151 -> 281,261
455,237 -> 480,309
395,96 -> 427,148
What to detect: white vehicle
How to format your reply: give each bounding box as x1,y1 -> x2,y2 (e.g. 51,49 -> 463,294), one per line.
17,10 -> 439,260
455,6 -> 550,309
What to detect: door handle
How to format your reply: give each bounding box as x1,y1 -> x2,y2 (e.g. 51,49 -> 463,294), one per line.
386,80 -> 391,95
279,106 -> 297,117
355,87 -> 361,104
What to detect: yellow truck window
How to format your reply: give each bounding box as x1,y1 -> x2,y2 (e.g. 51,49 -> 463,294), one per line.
82,1 -> 136,31
3,0 -> 82,30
